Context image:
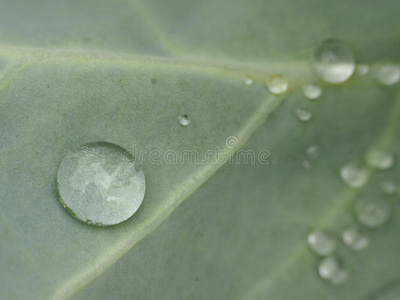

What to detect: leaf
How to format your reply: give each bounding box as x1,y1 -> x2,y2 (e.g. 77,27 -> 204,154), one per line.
0,0 -> 399,299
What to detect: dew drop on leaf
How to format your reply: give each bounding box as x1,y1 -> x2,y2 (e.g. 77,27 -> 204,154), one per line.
340,164 -> 369,188
318,256 -> 348,284
266,74 -> 288,94
377,64 -> 400,85
307,230 -> 337,256
365,150 -> 394,170
356,64 -> 370,76
311,39 -> 355,84
243,76 -> 253,85
57,142 -> 146,226
342,227 -> 369,250
302,84 -> 322,100
296,108 -> 312,121
303,160 -> 312,170
354,198 -> 391,228
178,114 -> 191,126
306,145 -> 319,159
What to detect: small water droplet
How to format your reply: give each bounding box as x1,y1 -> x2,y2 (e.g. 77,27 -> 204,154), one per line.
356,64 -> 370,76
366,150 -> 394,170
311,39 -> 355,84
266,74 -> 288,94
340,164 -> 369,188
243,76 -> 253,85
307,230 -> 337,256
342,227 -> 369,250
306,145 -> 319,159
296,108 -> 312,121
380,181 -> 397,195
377,64 -> 400,86
319,256 -> 348,284
57,142 -> 146,226
178,114 -> 191,126
303,160 -> 312,170
302,84 -> 322,100
354,198 -> 391,228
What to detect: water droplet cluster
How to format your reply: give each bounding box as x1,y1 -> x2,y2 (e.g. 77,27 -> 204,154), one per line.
236,39 -> 398,286
307,145 -> 396,284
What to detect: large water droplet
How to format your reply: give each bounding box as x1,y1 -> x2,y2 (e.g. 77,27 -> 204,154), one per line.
342,227 -> 369,250
296,108 -> 312,122
319,256 -> 348,284
266,74 -> 288,94
311,39 -> 355,84
356,64 -> 370,76
365,150 -> 394,170
178,114 -> 191,126
354,198 -> 391,228
377,64 -> 400,86
306,145 -> 319,160
307,230 -> 337,256
340,164 -> 369,188
380,181 -> 397,196
302,84 -> 322,100
57,142 -> 146,226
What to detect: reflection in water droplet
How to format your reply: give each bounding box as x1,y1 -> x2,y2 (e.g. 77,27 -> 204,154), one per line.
243,76 -> 253,85
57,142 -> 146,226
296,108 -> 312,122
342,227 -> 369,250
380,181 -> 397,196
340,164 -> 369,188
354,198 -> 391,228
356,64 -> 370,76
306,145 -> 319,160
319,256 -> 348,284
366,150 -> 394,170
311,39 -> 355,84
178,114 -> 191,126
302,84 -> 322,100
377,65 -> 400,86
266,74 -> 288,94
307,230 -> 337,256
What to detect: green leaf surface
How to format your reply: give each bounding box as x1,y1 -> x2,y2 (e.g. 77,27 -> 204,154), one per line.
0,0 -> 399,299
